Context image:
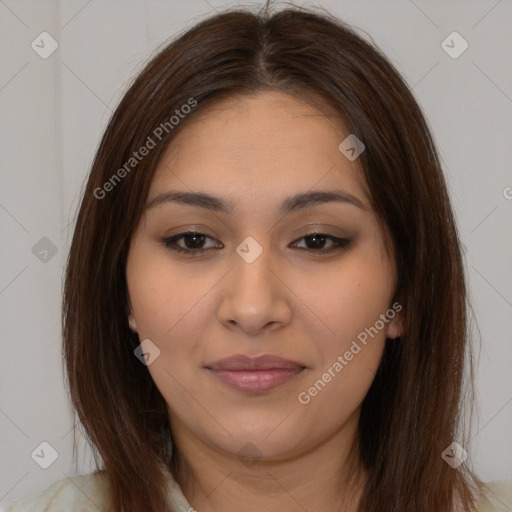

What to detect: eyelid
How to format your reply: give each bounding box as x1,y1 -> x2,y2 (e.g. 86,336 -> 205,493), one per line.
163,231 -> 222,251
162,230 -> 350,256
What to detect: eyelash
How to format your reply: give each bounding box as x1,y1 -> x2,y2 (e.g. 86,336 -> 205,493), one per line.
162,231 -> 350,256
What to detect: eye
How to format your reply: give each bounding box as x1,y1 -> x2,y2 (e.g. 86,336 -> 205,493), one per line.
290,233 -> 350,254
162,231 -> 222,256
162,231 -> 350,256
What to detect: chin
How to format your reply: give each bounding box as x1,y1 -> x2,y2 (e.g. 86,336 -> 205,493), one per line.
206,421 -> 307,461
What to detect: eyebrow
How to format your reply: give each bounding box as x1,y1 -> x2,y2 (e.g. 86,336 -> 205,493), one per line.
145,189 -> 367,215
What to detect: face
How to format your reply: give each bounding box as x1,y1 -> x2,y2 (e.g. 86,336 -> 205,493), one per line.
126,90 -> 402,464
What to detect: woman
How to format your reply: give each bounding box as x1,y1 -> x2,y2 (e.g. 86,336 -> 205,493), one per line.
7,2 -> 511,511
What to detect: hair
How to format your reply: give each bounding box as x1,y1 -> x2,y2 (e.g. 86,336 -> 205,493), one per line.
62,2 -> 482,511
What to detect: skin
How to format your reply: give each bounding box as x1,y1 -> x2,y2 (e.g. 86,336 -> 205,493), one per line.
126,90 -> 403,512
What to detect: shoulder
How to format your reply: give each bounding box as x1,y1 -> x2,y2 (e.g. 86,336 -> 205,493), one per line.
477,479 -> 512,512
4,472 -> 110,512
7,474 -> 509,512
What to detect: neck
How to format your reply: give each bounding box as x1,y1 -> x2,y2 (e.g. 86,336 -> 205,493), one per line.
172,410 -> 366,512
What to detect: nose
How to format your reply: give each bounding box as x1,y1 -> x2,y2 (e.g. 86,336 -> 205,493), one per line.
216,242 -> 293,336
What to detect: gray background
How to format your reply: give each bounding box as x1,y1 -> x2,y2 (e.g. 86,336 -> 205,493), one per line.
1,0 -> 511,507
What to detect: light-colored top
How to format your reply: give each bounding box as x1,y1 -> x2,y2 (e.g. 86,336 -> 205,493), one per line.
4,472 -> 512,511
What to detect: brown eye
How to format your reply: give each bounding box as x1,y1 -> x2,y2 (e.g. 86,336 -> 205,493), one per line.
291,233 -> 350,254
162,231 -> 350,257
162,232 -> 222,255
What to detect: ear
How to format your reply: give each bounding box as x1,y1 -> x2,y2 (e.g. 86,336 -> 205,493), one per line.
127,294 -> 138,333
128,312 -> 138,333
385,312 -> 403,340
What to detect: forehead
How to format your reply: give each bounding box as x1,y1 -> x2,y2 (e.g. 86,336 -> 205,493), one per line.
150,90 -> 367,204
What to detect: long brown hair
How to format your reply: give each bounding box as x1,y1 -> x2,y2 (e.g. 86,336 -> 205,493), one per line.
62,2 -> 481,510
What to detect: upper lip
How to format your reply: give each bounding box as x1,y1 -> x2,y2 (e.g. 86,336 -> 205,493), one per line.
205,354 -> 305,371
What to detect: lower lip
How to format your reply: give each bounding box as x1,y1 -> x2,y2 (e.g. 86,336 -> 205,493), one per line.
207,368 -> 305,392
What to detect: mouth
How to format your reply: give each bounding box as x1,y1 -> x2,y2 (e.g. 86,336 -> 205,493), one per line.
205,354 -> 306,393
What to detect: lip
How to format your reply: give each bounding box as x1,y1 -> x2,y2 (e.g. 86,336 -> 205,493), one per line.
205,354 -> 306,393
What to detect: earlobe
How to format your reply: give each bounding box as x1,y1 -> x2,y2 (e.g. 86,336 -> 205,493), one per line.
128,313 -> 138,333
386,319 -> 403,340
387,321 -> 402,340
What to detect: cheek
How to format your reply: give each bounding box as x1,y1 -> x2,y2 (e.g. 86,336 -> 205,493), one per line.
126,248 -> 225,412
297,338 -> 385,429
292,252 -> 393,413
126,243 -> 211,341
298,253 -> 395,348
